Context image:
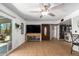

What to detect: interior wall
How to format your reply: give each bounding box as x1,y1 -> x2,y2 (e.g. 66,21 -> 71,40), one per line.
26,20 -> 60,41
26,20 -> 60,25
50,25 -> 54,40
61,9 -> 79,52
54,25 -> 59,40
0,4 -> 26,50
71,16 -> 79,52
56,25 -> 60,40
72,16 -> 79,34
63,10 -> 79,22
50,24 -> 59,40
63,10 -> 79,52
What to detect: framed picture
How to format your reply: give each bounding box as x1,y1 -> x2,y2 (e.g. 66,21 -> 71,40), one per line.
21,23 -> 24,34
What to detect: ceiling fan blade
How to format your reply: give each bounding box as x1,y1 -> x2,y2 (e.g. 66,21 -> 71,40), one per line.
48,13 -> 55,16
40,15 -> 43,18
30,11 -> 41,13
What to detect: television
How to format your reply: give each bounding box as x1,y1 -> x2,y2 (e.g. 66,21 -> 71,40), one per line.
26,25 -> 40,33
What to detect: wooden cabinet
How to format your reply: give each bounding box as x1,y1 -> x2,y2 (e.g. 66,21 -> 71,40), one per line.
27,33 -> 41,42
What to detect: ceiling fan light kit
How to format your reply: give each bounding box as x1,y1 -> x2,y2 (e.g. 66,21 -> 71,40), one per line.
41,11 -> 49,16
30,3 -> 55,18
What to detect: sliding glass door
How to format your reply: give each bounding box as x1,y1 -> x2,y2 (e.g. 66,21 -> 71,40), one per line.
0,18 -> 12,56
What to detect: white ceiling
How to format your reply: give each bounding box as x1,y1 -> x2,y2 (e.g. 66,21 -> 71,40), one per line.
2,3 -> 79,21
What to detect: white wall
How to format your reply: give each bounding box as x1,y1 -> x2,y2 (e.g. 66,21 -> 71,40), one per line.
50,24 -> 59,40
26,20 -> 60,40
56,25 -> 60,40
72,16 -> 79,34
54,25 -> 59,40
63,10 -> 79,52
71,16 -> 79,52
0,4 -> 26,50
50,25 -> 54,40
63,10 -> 79,22
26,20 -> 60,25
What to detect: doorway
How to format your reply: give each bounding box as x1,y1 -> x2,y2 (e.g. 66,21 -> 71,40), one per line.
60,25 -> 66,39
42,24 -> 50,40
0,18 -> 12,55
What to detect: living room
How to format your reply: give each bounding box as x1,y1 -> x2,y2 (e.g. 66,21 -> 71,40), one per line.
0,3 -> 79,56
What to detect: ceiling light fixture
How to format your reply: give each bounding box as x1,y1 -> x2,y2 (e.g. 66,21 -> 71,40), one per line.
41,11 -> 49,16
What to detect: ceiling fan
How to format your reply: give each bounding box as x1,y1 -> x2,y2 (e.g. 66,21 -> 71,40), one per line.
30,3 -> 55,18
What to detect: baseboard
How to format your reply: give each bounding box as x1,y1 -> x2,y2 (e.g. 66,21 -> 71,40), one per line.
51,37 -> 58,40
